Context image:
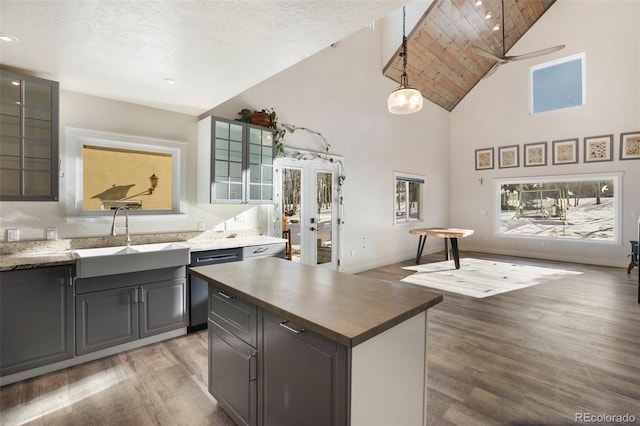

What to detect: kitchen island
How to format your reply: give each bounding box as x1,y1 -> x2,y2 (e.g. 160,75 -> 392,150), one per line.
190,257 -> 442,426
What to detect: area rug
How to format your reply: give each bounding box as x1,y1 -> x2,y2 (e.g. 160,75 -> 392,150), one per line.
401,258 -> 582,298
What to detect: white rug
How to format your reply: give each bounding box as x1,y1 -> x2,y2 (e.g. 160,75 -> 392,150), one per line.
401,258 -> 582,298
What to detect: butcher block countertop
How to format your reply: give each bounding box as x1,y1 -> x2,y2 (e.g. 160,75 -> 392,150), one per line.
189,257 -> 443,348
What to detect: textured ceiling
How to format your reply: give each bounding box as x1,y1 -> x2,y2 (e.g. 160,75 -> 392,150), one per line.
0,0 -> 405,116
383,0 -> 556,111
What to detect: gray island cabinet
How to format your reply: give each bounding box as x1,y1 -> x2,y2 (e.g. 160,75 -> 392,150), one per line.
190,257 -> 443,426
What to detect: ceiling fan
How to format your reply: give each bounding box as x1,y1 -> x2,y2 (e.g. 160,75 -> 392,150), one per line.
472,0 -> 565,78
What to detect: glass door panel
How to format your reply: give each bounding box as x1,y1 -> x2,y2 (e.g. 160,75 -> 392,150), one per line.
280,161 -> 338,268
282,167 -> 302,263
315,171 -> 333,265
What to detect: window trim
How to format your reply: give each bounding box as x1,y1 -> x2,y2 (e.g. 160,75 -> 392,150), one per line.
394,172 -> 425,225
65,127 -> 187,217
530,52 -> 586,115
494,172 -> 623,244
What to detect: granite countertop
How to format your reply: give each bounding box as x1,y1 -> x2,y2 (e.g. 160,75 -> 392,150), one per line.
0,235 -> 287,272
190,257 -> 443,348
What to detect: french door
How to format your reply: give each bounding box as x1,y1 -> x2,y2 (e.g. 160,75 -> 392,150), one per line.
277,158 -> 339,269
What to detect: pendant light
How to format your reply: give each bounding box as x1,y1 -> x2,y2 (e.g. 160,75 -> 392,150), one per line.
387,6 -> 423,114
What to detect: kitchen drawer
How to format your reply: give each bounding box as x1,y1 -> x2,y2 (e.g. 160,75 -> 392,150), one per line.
209,283 -> 257,347
242,243 -> 285,259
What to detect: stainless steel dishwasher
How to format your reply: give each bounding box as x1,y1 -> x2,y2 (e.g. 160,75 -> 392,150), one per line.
187,248 -> 242,332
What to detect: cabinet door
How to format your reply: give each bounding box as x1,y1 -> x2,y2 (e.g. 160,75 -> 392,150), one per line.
246,124 -> 274,203
76,286 -> 138,355
209,319 -> 257,426
260,310 -> 347,426
212,118 -> 245,203
0,266 -> 73,376
140,278 -> 187,338
0,70 -> 59,201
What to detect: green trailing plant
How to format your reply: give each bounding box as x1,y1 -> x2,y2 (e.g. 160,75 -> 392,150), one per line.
264,108 -> 287,156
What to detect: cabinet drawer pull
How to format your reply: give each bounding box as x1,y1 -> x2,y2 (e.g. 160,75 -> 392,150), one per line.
279,320 -> 305,334
218,290 -> 236,299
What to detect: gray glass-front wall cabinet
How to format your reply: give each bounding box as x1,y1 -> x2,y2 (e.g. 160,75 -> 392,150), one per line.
198,116 -> 274,204
0,70 -> 59,201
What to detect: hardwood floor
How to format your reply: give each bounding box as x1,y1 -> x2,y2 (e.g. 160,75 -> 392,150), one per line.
359,252 -> 640,426
1,252 -> 638,425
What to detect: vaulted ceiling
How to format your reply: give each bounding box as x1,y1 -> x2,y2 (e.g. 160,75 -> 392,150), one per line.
383,0 -> 556,111
0,0 -> 405,116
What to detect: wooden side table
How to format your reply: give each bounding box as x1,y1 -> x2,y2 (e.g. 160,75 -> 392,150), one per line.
409,227 -> 474,268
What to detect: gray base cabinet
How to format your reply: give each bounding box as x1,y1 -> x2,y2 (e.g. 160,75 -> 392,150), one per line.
0,265 -> 74,376
260,310 -> 347,426
142,279 -> 189,337
207,283 -> 347,426
76,267 -> 187,355
208,319 -> 257,426
76,286 -> 138,354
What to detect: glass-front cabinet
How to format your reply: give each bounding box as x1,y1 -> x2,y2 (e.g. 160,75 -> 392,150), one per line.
199,116 -> 274,204
0,70 -> 59,201
213,119 -> 245,202
247,126 -> 273,203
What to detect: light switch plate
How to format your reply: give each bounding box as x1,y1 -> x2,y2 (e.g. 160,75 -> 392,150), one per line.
197,222 -> 205,231
7,229 -> 19,242
47,227 -> 58,240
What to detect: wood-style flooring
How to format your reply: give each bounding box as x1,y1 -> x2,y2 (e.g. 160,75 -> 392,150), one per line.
1,252 -> 638,425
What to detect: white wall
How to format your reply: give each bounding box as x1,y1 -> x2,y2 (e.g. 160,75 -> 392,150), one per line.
450,0 -> 640,267
0,92 -> 271,241
209,25 -> 450,273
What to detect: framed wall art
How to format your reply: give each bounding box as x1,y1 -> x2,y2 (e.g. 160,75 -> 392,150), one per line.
619,131 -> 640,160
552,138 -> 579,165
475,148 -> 494,170
523,142 -> 547,167
498,145 -> 519,168
584,134 -> 613,163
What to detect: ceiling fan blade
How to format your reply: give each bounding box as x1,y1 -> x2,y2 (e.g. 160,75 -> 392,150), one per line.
505,45 -> 566,62
472,46 -> 501,62
482,61 -> 501,79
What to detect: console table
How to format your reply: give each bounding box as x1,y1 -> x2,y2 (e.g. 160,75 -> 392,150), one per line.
410,227 -> 474,268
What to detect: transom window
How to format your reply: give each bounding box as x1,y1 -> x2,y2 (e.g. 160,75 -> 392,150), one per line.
530,53 -> 585,114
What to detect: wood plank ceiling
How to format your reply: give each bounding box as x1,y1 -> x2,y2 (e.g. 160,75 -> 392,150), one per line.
383,0 -> 556,111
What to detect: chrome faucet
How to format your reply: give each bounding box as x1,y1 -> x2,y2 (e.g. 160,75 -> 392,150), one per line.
110,206 -> 131,246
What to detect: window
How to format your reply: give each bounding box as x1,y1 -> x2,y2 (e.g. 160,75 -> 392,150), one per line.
394,173 -> 424,224
496,173 -> 622,243
65,127 -> 186,216
531,53 -> 585,114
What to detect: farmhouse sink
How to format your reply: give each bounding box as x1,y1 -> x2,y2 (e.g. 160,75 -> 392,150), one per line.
73,242 -> 190,278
